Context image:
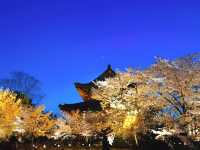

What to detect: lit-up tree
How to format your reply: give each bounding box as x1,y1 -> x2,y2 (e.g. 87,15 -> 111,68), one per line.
93,53 -> 200,145
65,110 -> 92,136
21,105 -> 56,139
53,118 -> 71,139
92,70 -> 169,143
0,90 -> 22,140
147,53 -> 200,142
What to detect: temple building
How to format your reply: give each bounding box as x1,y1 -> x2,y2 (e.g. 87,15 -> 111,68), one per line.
59,65 -> 116,113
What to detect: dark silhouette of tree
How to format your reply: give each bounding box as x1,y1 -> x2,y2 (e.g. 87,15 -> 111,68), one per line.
0,71 -> 44,104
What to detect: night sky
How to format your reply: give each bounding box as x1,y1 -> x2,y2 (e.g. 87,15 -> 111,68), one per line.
0,0 -> 200,114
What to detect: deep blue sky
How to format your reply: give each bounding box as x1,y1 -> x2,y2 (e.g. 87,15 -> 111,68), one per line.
0,0 -> 200,114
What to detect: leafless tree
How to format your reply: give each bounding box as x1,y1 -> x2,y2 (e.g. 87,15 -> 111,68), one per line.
0,71 -> 44,104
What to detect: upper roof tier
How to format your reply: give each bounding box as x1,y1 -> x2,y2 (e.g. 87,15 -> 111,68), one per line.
74,65 -> 116,101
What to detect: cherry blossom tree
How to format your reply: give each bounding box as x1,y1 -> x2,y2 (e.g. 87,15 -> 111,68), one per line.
92,53 -> 200,146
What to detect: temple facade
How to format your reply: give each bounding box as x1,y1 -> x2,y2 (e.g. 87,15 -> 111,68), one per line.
59,65 -> 116,113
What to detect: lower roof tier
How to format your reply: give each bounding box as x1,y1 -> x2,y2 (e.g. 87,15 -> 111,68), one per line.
59,99 -> 102,112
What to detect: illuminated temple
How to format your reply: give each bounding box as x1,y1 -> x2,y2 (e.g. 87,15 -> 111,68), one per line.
59,65 -> 116,113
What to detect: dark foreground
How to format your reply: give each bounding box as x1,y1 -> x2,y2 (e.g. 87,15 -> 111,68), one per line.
0,142 -> 199,150
1,135 -> 200,150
